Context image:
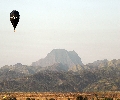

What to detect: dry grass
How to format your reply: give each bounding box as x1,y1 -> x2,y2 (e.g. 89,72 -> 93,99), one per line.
0,92 -> 120,100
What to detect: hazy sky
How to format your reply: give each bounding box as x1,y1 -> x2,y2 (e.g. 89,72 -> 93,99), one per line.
0,0 -> 120,67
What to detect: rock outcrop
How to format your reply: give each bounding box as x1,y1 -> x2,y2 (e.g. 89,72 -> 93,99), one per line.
32,49 -> 83,68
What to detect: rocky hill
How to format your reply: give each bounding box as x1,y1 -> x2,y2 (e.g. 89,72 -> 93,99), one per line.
86,59 -> 120,70
0,49 -> 84,74
0,49 -> 120,92
0,66 -> 120,92
0,63 -> 35,75
32,49 -> 84,68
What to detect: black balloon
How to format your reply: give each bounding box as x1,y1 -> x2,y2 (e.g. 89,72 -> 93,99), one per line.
10,10 -> 20,32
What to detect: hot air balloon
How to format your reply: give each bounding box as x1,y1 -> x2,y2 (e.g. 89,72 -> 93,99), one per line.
10,10 -> 20,32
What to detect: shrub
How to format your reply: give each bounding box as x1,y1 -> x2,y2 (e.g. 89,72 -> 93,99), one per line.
105,98 -> 113,100
2,96 -> 17,100
26,97 -> 35,100
76,96 -> 83,100
26,98 -> 31,100
49,98 -> 55,100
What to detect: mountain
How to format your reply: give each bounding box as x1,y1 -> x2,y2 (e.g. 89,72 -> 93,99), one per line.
0,70 -> 25,82
0,49 -> 84,74
0,66 -> 120,92
32,49 -> 84,68
0,63 -> 35,75
0,70 -> 98,92
0,49 -> 120,92
85,59 -> 108,69
0,58 -> 120,92
86,59 -> 120,70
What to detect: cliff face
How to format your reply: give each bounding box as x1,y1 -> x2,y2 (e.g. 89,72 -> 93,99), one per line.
32,49 -> 83,68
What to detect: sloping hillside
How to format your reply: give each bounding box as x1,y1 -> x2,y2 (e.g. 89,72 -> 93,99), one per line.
0,66 -> 120,92
32,49 -> 83,68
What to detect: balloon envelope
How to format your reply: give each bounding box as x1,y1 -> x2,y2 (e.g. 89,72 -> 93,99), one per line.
10,10 -> 20,31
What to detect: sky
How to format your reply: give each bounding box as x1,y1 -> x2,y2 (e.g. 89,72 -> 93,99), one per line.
0,0 -> 120,67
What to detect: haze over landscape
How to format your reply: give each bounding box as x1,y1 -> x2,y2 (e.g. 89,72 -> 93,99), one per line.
0,49 -> 120,92
0,1 -> 120,67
